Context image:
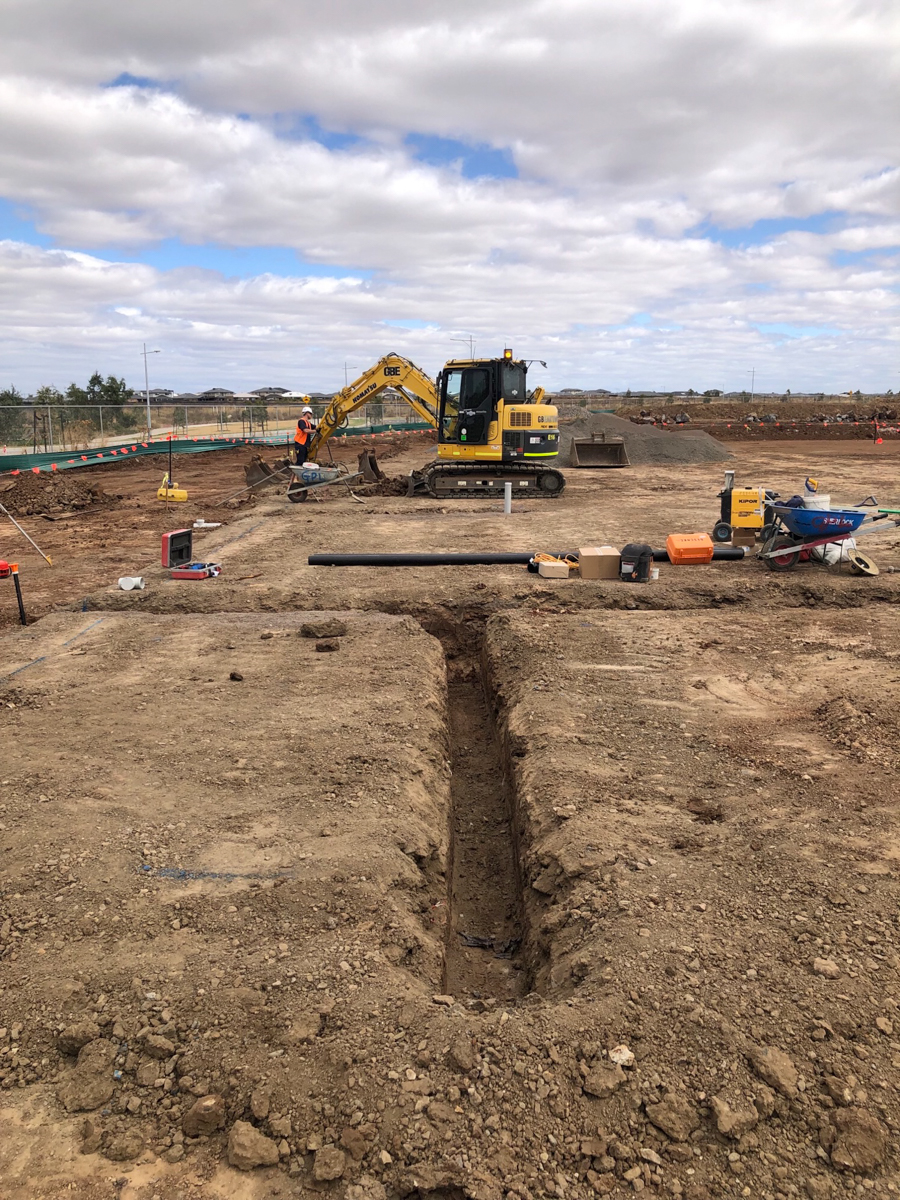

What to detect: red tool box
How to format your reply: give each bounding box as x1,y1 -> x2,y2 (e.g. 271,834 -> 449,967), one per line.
170,562 -> 222,580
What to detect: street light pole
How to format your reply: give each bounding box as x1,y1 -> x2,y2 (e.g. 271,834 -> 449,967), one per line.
142,343 -> 161,437
451,335 -> 476,359
749,367 -> 755,407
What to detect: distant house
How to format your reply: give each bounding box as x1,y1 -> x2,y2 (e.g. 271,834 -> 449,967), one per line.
250,386 -> 289,396
558,388 -> 584,395
198,388 -> 235,400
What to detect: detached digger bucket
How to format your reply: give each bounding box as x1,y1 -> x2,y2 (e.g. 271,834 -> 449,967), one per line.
570,435 -> 630,468
358,449 -> 386,483
244,454 -> 288,489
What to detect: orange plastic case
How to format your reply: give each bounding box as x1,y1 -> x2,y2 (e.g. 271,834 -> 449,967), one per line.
666,532 -> 715,565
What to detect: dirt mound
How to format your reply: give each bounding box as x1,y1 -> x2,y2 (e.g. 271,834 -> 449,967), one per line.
0,472 -> 118,516
560,412 -> 731,466
359,476 -> 409,496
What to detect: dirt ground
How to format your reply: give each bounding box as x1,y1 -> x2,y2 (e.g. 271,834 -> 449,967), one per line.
3,437 -> 900,1199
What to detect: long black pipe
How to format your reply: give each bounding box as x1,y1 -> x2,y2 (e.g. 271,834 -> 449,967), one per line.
308,551 -> 571,566
655,546 -> 746,562
308,547 -> 747,566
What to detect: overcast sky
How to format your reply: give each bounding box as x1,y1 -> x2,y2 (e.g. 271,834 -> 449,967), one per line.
0,0 -> 898,394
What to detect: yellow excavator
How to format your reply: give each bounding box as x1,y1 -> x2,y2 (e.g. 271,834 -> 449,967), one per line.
306,350 -> 565,498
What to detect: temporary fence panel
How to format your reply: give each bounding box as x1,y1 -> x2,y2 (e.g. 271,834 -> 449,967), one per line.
0,422 -> 432,474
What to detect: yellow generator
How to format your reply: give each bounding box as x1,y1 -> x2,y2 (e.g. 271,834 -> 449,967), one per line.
712,471 -> 777,543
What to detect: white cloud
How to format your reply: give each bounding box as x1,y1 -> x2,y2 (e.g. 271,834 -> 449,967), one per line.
0,0 -> 897,390
1,233 -> 896,393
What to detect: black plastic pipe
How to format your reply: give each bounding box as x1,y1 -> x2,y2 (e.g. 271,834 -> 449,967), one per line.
308,551 -> 574,566
653,546 -> 747,562
308,547 -> 747,567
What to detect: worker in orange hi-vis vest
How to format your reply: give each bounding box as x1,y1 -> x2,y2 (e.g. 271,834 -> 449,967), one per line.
293,406 -> 314,463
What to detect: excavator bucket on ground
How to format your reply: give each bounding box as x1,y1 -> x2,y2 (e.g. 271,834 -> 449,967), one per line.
569,434 -> 630,468
244,454 -> 289,489
358,449 -> 386,483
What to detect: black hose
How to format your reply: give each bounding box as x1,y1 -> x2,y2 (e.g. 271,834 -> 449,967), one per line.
309,547 -> 747,567
308,552 -> 574,566
652,546 -> 747,562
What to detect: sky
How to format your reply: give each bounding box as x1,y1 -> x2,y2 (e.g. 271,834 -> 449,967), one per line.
0,0 -> 898,395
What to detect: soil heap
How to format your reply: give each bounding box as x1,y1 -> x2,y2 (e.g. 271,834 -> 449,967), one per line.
559,413 -> 731,466
0,472 -> 117,517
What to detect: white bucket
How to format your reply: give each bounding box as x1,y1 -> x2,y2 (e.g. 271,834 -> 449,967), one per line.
118,576 -> 146,591
803,494 -> 831,510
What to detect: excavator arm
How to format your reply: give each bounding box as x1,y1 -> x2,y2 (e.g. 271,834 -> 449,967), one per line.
308,354 -> 438,461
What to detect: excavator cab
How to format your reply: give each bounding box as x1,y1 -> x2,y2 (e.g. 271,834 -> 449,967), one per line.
435,353 -> 561,478
438,363 -> 495,445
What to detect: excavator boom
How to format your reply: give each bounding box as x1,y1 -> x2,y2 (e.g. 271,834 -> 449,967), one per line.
307,354 -> 438,461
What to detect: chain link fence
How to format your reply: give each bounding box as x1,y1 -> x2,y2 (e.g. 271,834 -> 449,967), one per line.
0,400 -> 428,454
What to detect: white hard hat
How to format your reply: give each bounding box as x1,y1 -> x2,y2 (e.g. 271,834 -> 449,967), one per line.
302,406 -> 313,414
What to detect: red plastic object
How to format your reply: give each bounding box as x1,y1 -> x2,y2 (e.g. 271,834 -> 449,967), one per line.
170,562 -> 221,580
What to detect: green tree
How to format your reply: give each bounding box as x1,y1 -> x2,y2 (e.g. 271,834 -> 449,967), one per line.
65,372 -> 138,433
0,386 -> 25,445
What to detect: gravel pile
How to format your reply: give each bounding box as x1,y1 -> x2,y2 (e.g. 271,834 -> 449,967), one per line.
559,413 -> 731,466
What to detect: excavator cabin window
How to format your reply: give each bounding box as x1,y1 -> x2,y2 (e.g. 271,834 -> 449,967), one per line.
500,362 -> 526,403
440,367 -> 492,441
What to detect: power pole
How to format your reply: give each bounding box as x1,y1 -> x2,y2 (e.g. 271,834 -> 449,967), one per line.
142,343 -> 161,436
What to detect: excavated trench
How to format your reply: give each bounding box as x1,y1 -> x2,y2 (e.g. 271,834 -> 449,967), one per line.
440,669 -> 530,1001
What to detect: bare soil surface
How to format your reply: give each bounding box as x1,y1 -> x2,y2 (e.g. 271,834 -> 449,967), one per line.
2,438 -> 900,1199
0,433 -> 432,633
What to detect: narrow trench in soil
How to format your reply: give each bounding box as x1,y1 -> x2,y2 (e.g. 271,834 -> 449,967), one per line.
441,666 -> 529,1002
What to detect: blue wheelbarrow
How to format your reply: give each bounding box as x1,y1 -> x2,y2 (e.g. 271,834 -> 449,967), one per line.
760,505 -> 882,572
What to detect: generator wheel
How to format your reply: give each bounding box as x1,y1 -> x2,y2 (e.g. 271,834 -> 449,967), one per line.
712,521 -> 732,543
763,535 -> 800,571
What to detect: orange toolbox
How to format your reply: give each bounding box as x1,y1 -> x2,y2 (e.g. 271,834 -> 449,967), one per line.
666,532 -> 715,565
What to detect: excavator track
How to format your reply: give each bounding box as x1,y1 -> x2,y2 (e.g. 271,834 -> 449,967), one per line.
409,460 -> 566,499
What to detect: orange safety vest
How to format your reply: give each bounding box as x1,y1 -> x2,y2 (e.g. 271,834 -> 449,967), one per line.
294,418 -> 311,445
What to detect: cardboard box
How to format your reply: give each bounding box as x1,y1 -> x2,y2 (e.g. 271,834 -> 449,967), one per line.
538,560 -> 571,579
578,546 -> 620,580
732,529 -> 757,547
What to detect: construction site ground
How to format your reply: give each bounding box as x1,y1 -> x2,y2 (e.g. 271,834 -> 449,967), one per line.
3,437 -> 900,1200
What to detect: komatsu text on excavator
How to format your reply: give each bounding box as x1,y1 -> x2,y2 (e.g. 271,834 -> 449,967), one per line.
306,351 -> 565,498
